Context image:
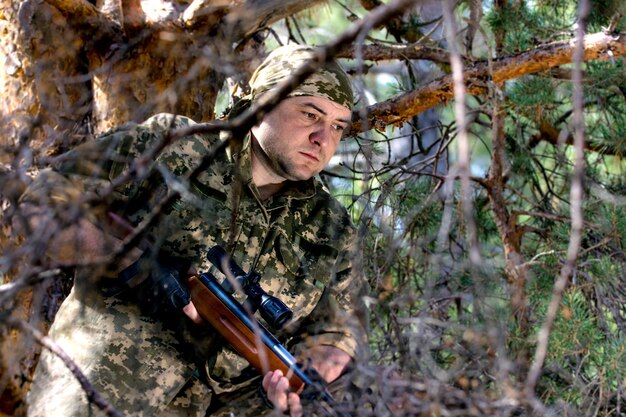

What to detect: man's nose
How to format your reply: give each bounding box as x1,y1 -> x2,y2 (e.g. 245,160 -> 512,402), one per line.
309,124 -> 332,147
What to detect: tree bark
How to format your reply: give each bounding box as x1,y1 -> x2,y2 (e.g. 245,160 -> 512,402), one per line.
0,0 -> 91,161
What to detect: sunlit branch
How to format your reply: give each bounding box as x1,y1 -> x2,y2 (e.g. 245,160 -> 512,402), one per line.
352,30 -> 626,135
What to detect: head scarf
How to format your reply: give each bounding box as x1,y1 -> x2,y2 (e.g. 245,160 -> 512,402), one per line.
247,44 -> 354,110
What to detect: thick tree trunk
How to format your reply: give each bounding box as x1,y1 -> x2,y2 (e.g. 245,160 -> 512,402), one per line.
0,0 -> 323,155
1,0 -> 90,160
88,28 -> 225,132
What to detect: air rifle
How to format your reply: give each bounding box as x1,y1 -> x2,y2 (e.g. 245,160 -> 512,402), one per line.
187,246 -> 350,416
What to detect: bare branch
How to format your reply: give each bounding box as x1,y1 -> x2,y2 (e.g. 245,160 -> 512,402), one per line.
223,0 -> 328,41
530,118 -> 625,156
358,0 -> 416,42
525,0 -> 591,396
336,43 -> 450,64
442,0 -> 481,266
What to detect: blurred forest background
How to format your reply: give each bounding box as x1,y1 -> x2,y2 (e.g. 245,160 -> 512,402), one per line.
2,0 -> 626,416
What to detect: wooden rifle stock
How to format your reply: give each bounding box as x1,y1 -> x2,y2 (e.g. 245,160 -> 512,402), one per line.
188,273 -> 313,393
188,270 -> 353,417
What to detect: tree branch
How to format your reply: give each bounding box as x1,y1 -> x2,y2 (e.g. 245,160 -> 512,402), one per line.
222,0 -> 327,41
530,117 -> 624,156
351,31 -> 626,135
182,0 -> 232,28
337,43 -> 450,64
121,0 -> 145,32
358,0 -> 415,42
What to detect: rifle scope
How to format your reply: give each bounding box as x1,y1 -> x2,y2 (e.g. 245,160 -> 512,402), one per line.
207,246 -> 293,330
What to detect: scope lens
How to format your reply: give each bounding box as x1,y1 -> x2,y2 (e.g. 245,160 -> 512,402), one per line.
259,295 -> 293,330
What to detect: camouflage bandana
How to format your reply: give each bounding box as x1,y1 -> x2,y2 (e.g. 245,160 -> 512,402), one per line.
248,44 -> 354,111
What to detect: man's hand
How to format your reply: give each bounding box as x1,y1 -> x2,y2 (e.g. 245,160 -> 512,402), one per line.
181,270 -> 206,324
262,346 -> 351,416
262,370 -> 303,417
182,300 -> 204,324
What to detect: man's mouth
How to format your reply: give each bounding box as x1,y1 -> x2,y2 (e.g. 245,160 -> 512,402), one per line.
300,152 -> 319,162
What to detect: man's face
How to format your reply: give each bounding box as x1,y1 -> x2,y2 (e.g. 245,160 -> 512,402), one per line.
250,96 -> 352,184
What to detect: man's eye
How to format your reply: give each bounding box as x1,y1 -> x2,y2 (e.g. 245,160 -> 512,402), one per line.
303,112 -> 317,120
333,124 -> 346,132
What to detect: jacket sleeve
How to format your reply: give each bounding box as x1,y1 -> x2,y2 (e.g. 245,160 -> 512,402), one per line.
18,114 -> 196,219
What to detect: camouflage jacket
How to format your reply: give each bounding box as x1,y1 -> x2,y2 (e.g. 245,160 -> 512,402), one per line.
24,113 -> 363,415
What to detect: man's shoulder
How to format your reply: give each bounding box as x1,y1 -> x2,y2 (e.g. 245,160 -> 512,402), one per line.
98,113 -> 220,157
142,113 -> 197,130
144,113 -> 222,166
143,113 -> 220,144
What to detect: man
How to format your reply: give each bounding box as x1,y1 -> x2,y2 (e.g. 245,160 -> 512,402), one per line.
20,44 -> 364,417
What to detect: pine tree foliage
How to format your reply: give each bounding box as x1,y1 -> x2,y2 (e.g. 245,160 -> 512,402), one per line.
334,0 -> 626,415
